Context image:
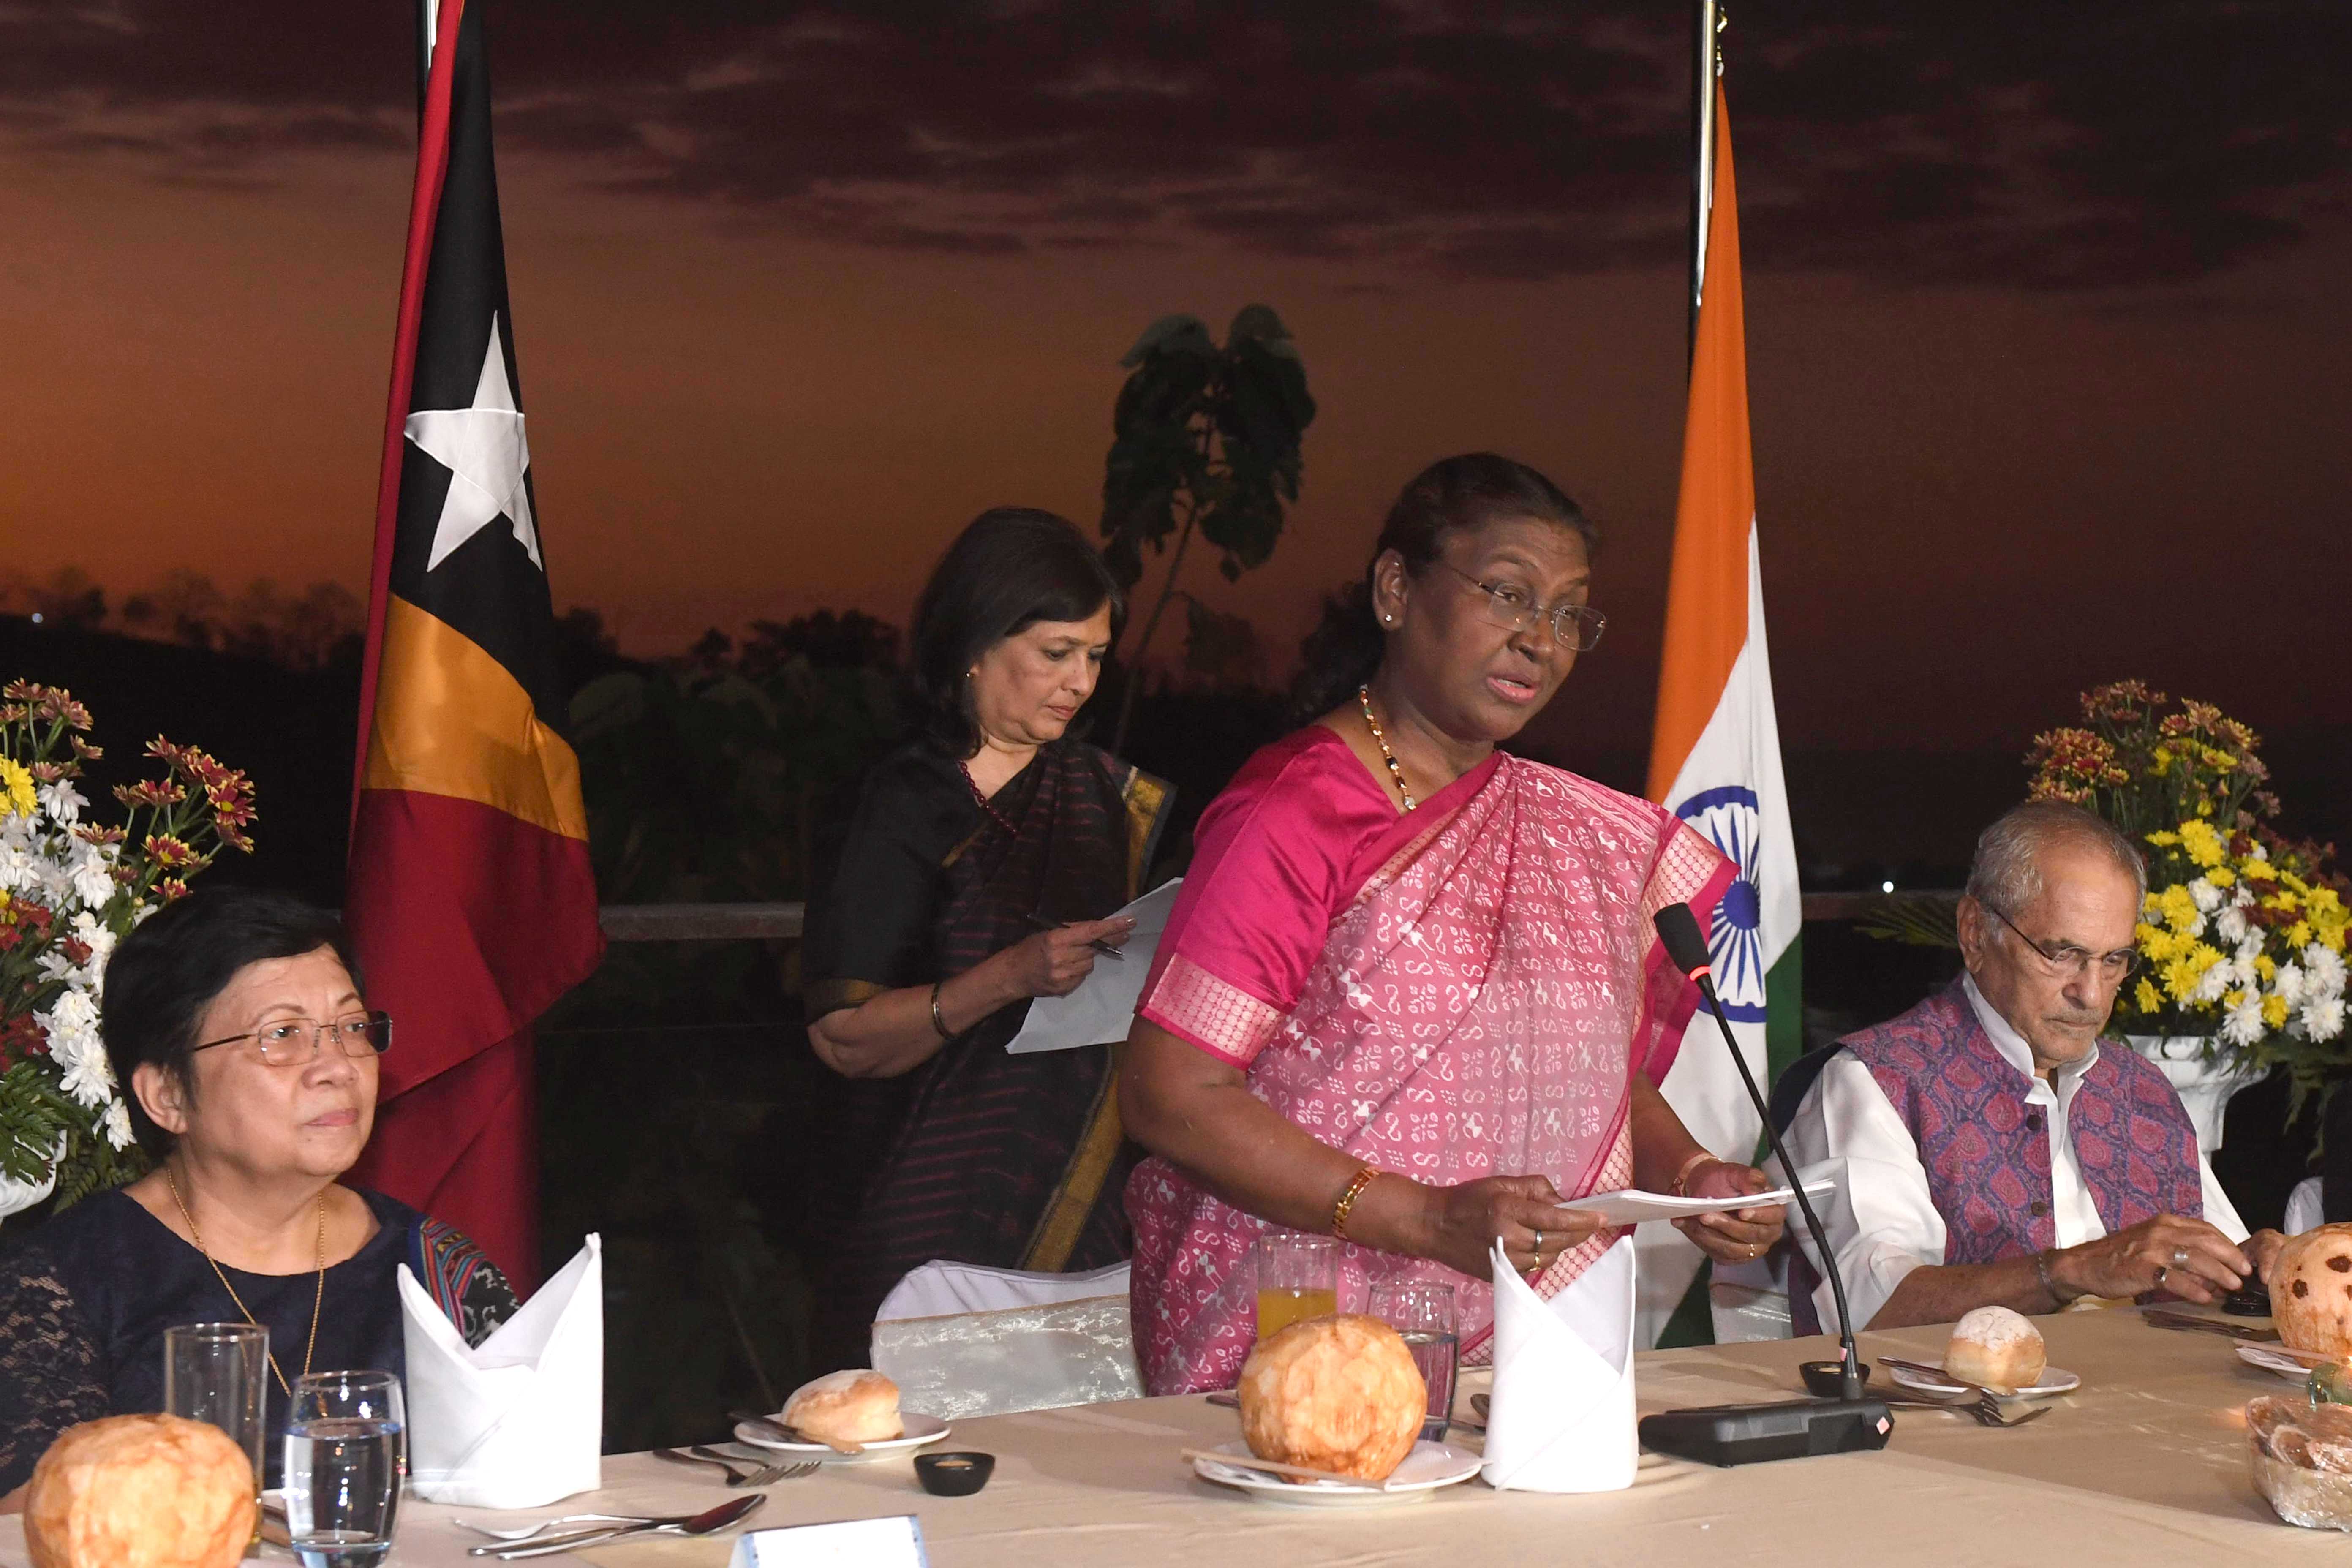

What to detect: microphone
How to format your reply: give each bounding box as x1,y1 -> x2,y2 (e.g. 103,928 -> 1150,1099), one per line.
1635,901 -> 1892,1465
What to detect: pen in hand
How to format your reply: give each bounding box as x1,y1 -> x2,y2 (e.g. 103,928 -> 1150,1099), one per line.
1025,912 -> 1127,959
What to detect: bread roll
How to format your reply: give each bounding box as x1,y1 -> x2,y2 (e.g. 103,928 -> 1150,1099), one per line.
782,1369 -> 902,1444
1945,1305 -> 2047,1391
2275,1224 -> 2352,1361
25,1413 -> 256,1568
1236,1313 -> 1425,1484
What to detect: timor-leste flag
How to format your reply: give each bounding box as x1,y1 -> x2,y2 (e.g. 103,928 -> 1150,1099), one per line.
345,0 -> 602,1289
1633,83 -> 1803,1346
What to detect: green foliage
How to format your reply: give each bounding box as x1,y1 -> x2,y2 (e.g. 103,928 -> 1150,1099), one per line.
569,651 -> 901,907
1855,893 -> 1961,949
1099,305 -> 1314,749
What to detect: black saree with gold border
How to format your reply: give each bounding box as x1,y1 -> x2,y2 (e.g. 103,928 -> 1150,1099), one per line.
801,736 -> 1170,1366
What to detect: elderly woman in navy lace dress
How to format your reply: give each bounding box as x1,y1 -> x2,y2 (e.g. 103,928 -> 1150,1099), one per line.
0,887 -> 515,1505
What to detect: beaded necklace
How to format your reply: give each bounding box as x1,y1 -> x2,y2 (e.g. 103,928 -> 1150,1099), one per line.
1356,686 -> 1417,811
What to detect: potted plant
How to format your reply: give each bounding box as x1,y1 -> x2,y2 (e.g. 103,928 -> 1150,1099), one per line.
2026,681 -> 2348,1150
0,681 -> 257,1219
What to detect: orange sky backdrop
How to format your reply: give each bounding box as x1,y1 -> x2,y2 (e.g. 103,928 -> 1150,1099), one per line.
3,3 -> 2347,763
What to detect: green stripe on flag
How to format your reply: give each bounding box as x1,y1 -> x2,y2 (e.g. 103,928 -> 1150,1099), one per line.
1659,931 -> 1805,1350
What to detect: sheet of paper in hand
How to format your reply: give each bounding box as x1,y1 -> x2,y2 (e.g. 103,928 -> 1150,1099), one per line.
1004,879 -> 1182,1054
1556,1178 -> 1835,1227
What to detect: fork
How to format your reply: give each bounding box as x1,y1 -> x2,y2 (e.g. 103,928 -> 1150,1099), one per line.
653,1446 -> 801,1486
1878,1358 -> 2055,1429
457,1512 -> 691,1543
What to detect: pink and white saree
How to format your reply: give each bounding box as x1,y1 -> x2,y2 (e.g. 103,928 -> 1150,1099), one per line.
1126,728 -> 1731,1394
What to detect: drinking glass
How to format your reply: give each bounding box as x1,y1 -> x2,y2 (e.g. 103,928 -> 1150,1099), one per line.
1369,1279 -> 1457,1442
1252,1233 -> 1338,1341
163,1323 -> 269,1490
284,1370 -> 403,1568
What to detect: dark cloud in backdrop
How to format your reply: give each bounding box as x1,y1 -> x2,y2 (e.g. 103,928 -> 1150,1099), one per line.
8,3 -> 2347,289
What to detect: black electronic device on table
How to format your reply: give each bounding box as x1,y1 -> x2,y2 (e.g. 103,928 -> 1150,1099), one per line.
1634,903 -> 1896,1467
2221,1284 -> 2273,1318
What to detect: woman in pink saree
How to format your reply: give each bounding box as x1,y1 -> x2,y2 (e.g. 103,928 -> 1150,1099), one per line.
1120,454 -> 1787,1394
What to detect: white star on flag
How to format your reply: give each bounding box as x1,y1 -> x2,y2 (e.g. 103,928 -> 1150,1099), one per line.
405,313 -> 542,572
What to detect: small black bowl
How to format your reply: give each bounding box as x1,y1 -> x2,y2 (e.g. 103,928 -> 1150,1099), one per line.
1799,1359 -> 1873,1399
915,1451 -> 996,1497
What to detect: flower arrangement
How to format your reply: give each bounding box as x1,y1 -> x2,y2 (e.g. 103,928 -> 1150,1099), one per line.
0,681 -> 257,1217
2027,681 -> 2348,1105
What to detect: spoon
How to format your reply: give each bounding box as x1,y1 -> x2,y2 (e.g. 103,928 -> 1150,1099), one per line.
478,1494 -> 765,1560
458,1511 -> 691,1542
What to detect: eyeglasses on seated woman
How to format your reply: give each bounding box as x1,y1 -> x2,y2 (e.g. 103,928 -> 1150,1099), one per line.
0,885 -> 518,1509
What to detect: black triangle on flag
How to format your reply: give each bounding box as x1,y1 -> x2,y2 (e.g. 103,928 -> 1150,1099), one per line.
346,0 -> 602,1287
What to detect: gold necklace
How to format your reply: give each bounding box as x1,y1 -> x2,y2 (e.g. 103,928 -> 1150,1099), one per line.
164,1165 -> 326,1399
1357,685 -> 1417,811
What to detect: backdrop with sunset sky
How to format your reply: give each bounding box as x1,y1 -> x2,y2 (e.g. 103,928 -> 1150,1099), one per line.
4,2 -> 2348,846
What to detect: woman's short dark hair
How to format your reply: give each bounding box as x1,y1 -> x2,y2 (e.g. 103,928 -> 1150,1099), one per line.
101,885 -> 362,1156
1291,453 -> 1596,718
909,507 -> 1125,757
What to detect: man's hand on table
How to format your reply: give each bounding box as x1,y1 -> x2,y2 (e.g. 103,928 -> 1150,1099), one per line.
2051,1213 -> 2249,1304
1669,1160 -> 1789,1266
2244,1228 -> 2287,1286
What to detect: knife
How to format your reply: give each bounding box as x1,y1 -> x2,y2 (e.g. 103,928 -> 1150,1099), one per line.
2140,1308 -> 2281,1342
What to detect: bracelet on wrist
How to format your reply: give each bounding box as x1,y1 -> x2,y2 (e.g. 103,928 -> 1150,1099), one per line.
1330,1167 -> 1380,1242
2034,1249 -> 2076,1307
928,980 -> 952,1040
1669,1150 -> 1715,1198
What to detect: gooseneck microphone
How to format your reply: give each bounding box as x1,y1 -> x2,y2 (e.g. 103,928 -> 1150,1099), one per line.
1636,901 -> 1892,1465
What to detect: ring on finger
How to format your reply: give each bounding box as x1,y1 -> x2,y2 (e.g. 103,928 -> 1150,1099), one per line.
2170,1246 -> 2190,1269
2154,1264 -> 2170,1287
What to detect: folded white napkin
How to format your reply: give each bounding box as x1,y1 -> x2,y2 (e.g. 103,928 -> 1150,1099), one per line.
1480,1235 -> 1636,1493
398,1233 -> 603,1506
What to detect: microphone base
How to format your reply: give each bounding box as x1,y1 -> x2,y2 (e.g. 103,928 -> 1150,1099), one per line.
1639,1398 -> 1894,1467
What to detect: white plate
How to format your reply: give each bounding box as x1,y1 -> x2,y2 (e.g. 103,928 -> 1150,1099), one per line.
1889,1362 -> 2081,1399
1191,1440 -> 1481,1507
732,1412 -> 950,1462
2238,1343 -> 2325,1381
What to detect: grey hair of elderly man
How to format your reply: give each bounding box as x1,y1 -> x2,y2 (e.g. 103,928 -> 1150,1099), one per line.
1963,799 -> 2147,924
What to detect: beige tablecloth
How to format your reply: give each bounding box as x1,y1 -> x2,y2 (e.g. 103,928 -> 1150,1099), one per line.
0,1306 -> 2330,1565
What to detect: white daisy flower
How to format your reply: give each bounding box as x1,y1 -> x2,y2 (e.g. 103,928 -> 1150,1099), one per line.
2308,945 -> 2347,997
2193,962 -> 2233,1004
102,1099 -> 135,1151
2189,877 -> 2224,914
2216,905 -> 2252,946
2221,990 -> 2267,1048
35,780 -> 84,827
67,842 -> 114,912
2273,962 -> 2307,1008
2303,996 -> 2346,1044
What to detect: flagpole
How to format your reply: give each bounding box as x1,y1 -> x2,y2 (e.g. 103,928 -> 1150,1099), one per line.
1688,0 -> 1722,367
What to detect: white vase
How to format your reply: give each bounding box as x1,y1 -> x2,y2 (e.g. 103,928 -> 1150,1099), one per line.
0,1162 -> 58,1225
2124,1035 -> 2268,1155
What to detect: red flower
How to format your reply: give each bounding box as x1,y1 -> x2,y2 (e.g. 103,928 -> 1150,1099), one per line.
144,833 -> 198,868
60,936 -> 91,966
157,877 -> 191,902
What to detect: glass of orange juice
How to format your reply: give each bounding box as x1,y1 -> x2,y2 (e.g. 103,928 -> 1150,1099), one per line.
1253,1233 -> 1339,1340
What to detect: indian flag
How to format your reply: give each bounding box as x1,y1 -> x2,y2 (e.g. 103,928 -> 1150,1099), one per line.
1635,83 -> 1804,1347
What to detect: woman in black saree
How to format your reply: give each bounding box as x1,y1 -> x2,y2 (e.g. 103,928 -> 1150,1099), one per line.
801,508 -> 1170,1368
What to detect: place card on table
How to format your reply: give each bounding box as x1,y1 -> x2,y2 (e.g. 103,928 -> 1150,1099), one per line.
730,1515 -> 930,1567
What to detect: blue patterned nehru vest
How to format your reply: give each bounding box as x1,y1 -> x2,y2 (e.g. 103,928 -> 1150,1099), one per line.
1791,979 -> 2202,1337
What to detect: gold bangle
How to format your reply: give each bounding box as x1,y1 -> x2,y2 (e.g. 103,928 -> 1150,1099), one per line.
1669,1151 -> 1715,1198
1330,1167 -> 1380,1242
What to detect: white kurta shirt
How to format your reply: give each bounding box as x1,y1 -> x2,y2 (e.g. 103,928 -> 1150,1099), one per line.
1786,974 -> 2249,1331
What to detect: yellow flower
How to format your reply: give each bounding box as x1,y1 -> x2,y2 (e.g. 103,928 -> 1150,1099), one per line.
2263,994 -> 2290,1029
2243,858 -> 2278,883
2157,884 -> 2201,935
0,757 -> 33,818
2257,954 -> 2278,983
2290,920 -> 2314,947
2136,922 -> 2180,963
2179,820 -> 2226,868
2205,866 -> 2235,888
2145,830 -> 2181,847
2135,977 -> 2164,1013
2224,989 -> 2247,1010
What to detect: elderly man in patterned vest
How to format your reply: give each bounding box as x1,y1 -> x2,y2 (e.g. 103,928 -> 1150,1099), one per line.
1786,800 -> 2287,1333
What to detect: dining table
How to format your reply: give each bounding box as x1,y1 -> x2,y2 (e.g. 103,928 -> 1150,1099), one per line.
0,1302 -> 2332,1566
